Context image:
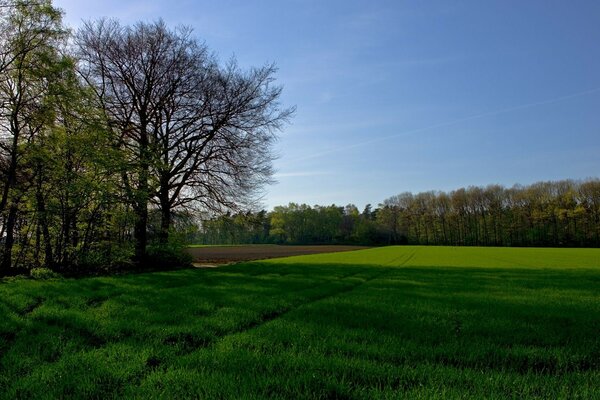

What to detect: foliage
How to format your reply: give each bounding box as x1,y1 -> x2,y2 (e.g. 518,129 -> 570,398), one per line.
29,267 -> 61,280
76,242 -> 135,275
375,180 -> 600,247
0,246 -> 598,398
0,0 -> 72,272
146,234 -> 193,270
196,179 -> 600,248
0,2 -> 288,275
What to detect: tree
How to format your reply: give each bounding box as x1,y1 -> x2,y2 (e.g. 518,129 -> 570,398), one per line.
76,19 -> 293,263
28,57 -> 120,269
0,0 -> 67,271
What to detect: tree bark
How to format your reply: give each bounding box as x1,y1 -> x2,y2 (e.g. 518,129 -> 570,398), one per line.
133,205 -> 148,263
133,136 -> 150,264
35,178 -> 54,267
1,204 -> 19,271
159,185 -> 171,244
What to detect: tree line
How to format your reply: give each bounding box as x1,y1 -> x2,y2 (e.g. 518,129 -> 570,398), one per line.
196,179 -> 600,248
0,1 -> 291,275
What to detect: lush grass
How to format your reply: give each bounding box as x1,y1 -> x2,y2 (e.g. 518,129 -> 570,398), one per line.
271,245 -> 600,269
0,246 -> 598,399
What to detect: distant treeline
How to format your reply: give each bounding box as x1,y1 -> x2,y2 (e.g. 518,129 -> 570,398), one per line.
196,179 -> 600,247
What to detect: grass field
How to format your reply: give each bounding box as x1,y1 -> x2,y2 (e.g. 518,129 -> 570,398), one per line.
0,246 -> 598,399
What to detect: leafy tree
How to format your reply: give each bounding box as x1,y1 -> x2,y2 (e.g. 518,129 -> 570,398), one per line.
28,60 -> 120,270
0,0 -> 67,272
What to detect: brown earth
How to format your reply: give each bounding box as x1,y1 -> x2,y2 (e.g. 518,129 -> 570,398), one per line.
186,245 -> 369,265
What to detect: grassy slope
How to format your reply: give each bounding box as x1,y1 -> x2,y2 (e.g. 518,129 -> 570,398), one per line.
0,246 -> 598,399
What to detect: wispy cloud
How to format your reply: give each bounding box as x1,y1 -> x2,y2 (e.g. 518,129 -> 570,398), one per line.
286,86 -> 600,164
318,91 -> 335,104
386,56 -> 462,68
273,171 -> 331,179
282,114 -> 405,137
338,10 -> 386,30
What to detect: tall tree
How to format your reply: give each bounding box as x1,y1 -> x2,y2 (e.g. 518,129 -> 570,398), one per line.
28,55 -> 119,269
76,19 -> 292,262
0,0 -> 67,271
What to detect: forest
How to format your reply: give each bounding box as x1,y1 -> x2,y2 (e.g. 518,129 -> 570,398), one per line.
197,179 -> 600,248
0,1 -> 291,276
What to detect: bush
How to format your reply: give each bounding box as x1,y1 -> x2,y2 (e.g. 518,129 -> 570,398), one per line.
146,242 -> 192,269
77,242 -> 135,275
145,226 -> 194,270
30,268 -> 62,280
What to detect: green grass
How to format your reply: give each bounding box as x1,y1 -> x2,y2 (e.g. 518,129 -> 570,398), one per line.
272,245 -> 600,269
0,246 -> 598,399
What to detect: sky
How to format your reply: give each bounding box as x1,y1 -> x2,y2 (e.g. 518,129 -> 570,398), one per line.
54,0 -> 600,210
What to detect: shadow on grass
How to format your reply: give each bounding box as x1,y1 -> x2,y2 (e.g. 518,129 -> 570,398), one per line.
0,261 -> 598,398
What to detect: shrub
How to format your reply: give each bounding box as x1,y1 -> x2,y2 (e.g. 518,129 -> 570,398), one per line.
146,242 -> 192,270
144,226 -> 194,270
77,242 -> 135,275
30,268 -> 62,280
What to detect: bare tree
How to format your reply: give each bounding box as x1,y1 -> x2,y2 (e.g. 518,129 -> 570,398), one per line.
76,19 -> 292,261
152,60 -> 291,242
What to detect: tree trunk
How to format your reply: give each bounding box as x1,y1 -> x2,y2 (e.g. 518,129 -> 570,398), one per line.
62,209 -> 70,266
0,128 -> 19,216
34,221 -> 41,267
159,201 -> 171,245
1,204 -> 19,272
0,132 -> 19,271
133,203 -> 148,264
133,149 -> 150,263
36,182 -> 54,268
159,175 -> 171,244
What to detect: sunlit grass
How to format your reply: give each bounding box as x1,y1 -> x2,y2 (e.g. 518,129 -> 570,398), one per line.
0,246 -> 598,398
271,245 -> 600,269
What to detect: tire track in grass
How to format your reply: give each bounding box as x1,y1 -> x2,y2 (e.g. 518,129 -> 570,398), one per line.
212,253 -> 413,340
17,297 -> 44,317
162,269 -> 393,357
226,272 -> 386,335
386,249 -> 418,267
218,259 -> 404,340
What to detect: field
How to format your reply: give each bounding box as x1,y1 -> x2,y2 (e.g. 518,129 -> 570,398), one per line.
0,246 -> 599,399
186,244 -> 369,264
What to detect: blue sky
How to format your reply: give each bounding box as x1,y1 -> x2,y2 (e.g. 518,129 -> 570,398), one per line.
54,0 -> 600,210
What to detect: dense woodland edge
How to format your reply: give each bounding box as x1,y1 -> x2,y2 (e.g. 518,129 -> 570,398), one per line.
197,179 -> 600,249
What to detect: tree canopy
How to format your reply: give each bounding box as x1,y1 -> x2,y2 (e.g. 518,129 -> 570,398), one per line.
0,1 -> 292,275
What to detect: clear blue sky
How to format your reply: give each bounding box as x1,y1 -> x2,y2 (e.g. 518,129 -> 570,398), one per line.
55,0 -> 600,210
